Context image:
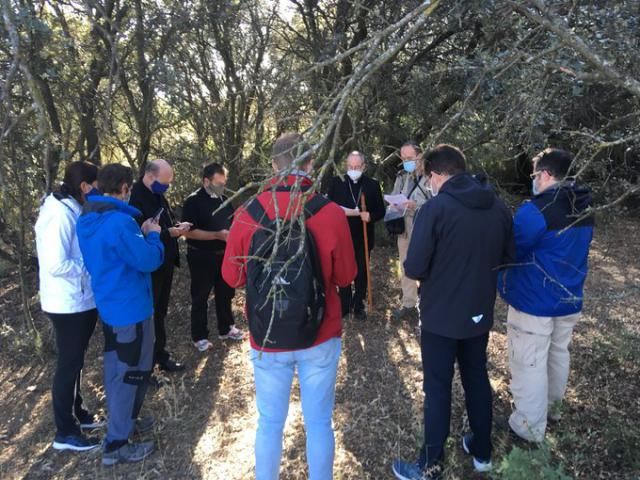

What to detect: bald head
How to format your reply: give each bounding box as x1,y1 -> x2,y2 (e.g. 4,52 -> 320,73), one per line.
346,151 -> 365,170
143,158 -> 174,192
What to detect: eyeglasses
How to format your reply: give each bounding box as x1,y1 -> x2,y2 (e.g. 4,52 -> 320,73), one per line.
529,170 -> 546,179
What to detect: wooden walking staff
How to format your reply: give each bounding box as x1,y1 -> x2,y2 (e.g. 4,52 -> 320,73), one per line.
360,194 -> 373,309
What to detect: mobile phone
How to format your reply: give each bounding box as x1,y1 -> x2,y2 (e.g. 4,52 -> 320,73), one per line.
152,207 -> 164,223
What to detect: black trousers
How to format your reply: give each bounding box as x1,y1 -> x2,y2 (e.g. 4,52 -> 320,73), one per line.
48,309 -> 98,437
419,330 -> 493,467
151,261 -> 175,364
339,244 -> 370,316
188,248 -> 235,341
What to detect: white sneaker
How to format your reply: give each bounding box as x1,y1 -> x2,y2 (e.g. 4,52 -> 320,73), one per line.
193,339 -> 213,352
462,432 -> 492,473
218,326 -> 244,341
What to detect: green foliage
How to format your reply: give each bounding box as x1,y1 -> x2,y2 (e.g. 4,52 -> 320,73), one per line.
495,445 -> 571,480
1,0 -> 639,268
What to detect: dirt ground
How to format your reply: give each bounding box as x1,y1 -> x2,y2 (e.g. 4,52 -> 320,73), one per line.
0,216 -> 638,479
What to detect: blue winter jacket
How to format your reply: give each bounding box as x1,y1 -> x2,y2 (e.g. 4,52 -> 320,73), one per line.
497,182 -> 593,317
76,196 -> 164,326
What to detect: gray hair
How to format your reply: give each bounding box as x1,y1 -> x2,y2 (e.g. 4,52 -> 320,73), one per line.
346,150 -> 365,165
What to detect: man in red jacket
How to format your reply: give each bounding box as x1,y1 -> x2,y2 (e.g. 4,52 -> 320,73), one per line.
222,132 -> 356,480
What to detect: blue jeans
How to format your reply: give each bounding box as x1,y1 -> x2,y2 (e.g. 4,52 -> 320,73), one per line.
251,337 -> 341,480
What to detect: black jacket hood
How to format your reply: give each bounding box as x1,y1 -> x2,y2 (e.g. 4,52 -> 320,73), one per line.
439,172 -> 495,210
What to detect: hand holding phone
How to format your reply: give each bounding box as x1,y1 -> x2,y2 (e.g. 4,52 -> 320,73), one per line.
175,221 -> 193,231
168,222 -> 192,238
152,207 -> 164,223
141,218 -> 161,235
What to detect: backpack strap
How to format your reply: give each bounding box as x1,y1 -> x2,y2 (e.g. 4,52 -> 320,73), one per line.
407,177 -> 428,199
275,185 -> 312,192
414,178 -> 428,198
304,194 -> 329,219
245,193 -> 329,227
245,199 -> 272,229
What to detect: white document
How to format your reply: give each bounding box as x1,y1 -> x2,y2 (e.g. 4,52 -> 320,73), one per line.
384,193 -> 408,206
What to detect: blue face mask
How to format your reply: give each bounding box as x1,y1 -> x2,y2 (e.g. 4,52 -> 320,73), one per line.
151,181 -> 170,195
532,178 -> 539,195
403,160 -> 416,173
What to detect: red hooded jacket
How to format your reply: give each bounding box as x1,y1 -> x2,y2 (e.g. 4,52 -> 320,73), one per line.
222,174 -> 357,351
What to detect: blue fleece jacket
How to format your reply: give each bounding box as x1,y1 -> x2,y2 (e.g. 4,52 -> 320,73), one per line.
497,182 -> 593,317
76,196 -> 164,326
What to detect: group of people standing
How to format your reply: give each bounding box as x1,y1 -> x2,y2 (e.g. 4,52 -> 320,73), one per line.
389,145 -> 593,480
34,132 -> 593,479
35,159 -> 244,464
325,141 -> 432,322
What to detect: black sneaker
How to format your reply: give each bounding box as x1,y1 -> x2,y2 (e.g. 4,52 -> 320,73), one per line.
52,433 -> 100,452
76,411 -> 106,430
157,359 -> 185,372
102,440 -> 154,465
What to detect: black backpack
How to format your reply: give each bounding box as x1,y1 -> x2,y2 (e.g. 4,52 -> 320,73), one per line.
245,189 -> 329,350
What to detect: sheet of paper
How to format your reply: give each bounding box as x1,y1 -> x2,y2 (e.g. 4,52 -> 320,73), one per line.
384,193 -> 408,206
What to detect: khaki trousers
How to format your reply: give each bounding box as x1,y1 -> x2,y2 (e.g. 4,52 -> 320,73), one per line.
507,306 -> 580,442
397,215 -> 418,308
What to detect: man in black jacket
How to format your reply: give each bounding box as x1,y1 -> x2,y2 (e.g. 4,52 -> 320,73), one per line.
181,163 -> 243,352
392,145 -> 513,480
129,159 -> 190,372
327,151 -> 385,320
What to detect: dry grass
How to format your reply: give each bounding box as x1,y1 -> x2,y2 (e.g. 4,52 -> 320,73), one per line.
0,217 -> 638,479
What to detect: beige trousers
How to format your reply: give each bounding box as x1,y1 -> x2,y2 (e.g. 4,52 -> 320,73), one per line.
507,306 -> 580,442
397,215 -> 418,308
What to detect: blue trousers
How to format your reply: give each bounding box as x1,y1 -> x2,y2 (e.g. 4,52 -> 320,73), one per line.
102,317 -> 154,450
251,338 -> 341,480
419,330 -> 493,467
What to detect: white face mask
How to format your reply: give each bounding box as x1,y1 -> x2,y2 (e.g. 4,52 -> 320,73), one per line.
532,178 -> 540,195
429,177 -> 439,196
346,169 -> 362,181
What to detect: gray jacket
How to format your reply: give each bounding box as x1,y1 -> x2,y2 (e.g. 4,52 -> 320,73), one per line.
391,171 -> 431,219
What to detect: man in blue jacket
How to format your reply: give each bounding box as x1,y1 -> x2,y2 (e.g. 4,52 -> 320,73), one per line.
392,145 -> 513,480
77,164 -> 164,465
498,148 -> 593,443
